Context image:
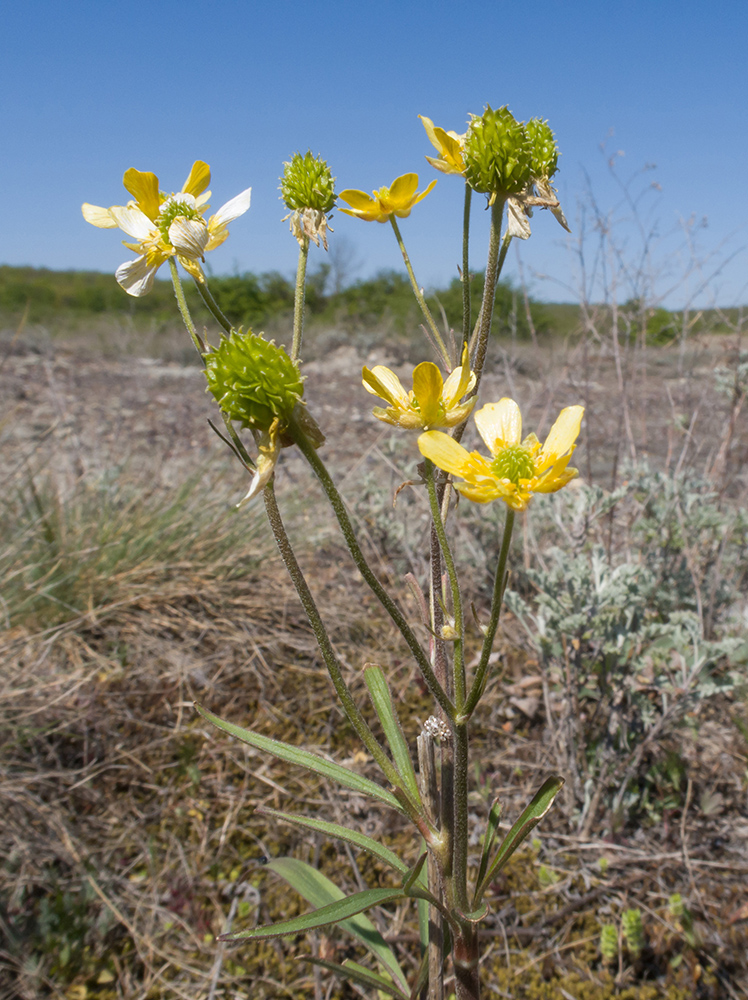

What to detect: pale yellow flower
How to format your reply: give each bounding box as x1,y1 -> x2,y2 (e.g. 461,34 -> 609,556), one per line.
418,398 -> 584,510
82,161 -> 251,296
338,173 -> 436,223
362,344 -> 476,430
419,116 -> 466,176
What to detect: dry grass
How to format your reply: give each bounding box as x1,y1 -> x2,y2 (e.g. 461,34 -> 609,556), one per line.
1,326 -> 747,999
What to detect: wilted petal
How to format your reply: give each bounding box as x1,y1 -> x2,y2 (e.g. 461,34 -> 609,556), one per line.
169,217 -> 209,259
506,198 -> 532,239
475,399 -> 522,454
211,187 -> 252,226
115,256 -> 159,296
236,426 -> 281,508
82,203 -> 118,228
109,204 -> 155,240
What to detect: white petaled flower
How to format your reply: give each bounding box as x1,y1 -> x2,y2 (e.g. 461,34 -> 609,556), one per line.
82,161 -> 251,296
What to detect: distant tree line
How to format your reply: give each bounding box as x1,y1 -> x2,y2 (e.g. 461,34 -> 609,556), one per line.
0,264 -> 558,342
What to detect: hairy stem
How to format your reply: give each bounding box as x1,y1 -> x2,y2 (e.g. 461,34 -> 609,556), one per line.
471,199 -> 507,391
290,414 -> 455,721
291,236 -> 310,361
168,258 -> 205,355
193,277 -> 233,335
462,183 -> 472,351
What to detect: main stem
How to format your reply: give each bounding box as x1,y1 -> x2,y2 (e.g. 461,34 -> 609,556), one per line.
462,183 -> 472,350
193,277 -> 233,335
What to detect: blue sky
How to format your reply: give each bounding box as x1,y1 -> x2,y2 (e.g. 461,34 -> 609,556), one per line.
2,0 -> 746,306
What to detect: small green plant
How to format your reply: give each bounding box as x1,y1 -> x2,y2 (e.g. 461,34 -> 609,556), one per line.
599,922 -> 619,964
622,907 -> 645,959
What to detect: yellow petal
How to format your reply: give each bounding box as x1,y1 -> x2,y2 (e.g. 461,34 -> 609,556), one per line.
122,168 -> 161,221
442,344 -> 475,406
182,160 -> 211,198
411,179 -> 437,207
362,366 -> 410,408
339,189 -> 379,212
411,362 -> 443,426
474,399 -> 522,454
418,431 -> 472,477
536,406 -> 584,472
82,203 -> 118,228
387,173 -> 419,207
419,115 -> 439,149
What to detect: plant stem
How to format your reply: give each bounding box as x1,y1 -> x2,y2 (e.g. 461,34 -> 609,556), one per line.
291,236 -> 310,361
168,258 -> 205,355
262,479 -> 427,822
471,199 -> 507,390
462,509 -> 515,719
193,277 -> 233,335
462,183 -> 472,350
389,217 -> 451,368
424,460 -> 465,712
290,413 -> 455,722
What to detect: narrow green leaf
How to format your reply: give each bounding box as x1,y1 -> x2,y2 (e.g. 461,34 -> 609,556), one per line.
257,807 -> 408,875
476,797 -> 503,894
364,665 -> 421,803
402,852 -> 427,893
306,957 -> 410,1000
194,704 -> 403,812
255,858 -> 408,991
475,775 -> 564,903
417,896 -> 429,954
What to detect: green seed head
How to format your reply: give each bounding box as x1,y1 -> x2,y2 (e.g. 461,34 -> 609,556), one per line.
280,151 -> 336,213
204,329 -> 304,430
525,118 -> 559,180
157,194 -> 203,243
463,105 -> 533,199
491,445 -> 536,484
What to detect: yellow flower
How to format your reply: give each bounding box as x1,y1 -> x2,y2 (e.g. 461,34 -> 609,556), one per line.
362,344 -> 476,430
418,398 -> 584,510
338,173 -> 436,223
82,161 -> 251,296
419,116 -> 466,175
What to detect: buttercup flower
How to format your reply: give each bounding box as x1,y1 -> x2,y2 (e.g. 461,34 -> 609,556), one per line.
362,344 -> 476,430
82,161 -> 251,296
338,173 -> 436,224
419,116 -> 466,176
418,398 -> 584,510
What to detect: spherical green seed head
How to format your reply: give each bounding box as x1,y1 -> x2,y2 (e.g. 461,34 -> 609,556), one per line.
280,151 -> 336,213
204,329 -> 304,430
463,105 -> 533,198
525,118 -> 559,179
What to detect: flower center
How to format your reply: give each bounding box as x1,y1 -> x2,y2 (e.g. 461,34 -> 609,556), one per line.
157,194 -> 201,242
490,445 -> 536,484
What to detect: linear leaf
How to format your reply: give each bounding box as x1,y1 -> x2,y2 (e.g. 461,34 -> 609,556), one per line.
364,664 -> 421,803
255,857 -> 409,990
257,807 -> 408,875
194,704 -> 403,812
476,797 -> 503,893
306,957 -> 410,1000
475,775 -> 564,903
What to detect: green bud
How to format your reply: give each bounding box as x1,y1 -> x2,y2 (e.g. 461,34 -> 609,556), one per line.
463,105 -> 532,200
525,118 -> 559,180
204,329 -> 304,431
599,924 -> 618,963
280,151 -> 336,213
